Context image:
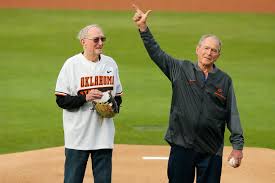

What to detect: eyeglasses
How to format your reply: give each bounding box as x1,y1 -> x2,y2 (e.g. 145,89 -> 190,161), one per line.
85,36 -> 106,43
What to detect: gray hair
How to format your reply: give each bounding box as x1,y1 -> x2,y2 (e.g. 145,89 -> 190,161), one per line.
77,24 -> 103,40
198,34 -> 222,52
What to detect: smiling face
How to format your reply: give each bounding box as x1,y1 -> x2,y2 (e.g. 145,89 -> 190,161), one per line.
196,36 -> 221,68
81,27 -> 105,60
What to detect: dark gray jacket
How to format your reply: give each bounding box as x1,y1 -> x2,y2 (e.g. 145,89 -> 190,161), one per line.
140,28 -> 244,155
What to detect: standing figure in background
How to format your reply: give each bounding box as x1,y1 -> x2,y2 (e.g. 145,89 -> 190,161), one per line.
55,24 -> 123,183
132,4 -> 244,183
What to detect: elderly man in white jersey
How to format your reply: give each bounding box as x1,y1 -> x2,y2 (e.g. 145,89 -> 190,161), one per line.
55,24 -> 123,183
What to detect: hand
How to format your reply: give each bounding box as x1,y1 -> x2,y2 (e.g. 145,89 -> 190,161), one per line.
228,149 -> 243,168
132,4 -> 152,32
86,89 -> 103,102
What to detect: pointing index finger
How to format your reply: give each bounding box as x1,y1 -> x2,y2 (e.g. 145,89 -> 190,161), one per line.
132,4 -> 144,14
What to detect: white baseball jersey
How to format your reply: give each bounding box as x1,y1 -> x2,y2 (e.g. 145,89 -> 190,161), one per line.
55,53 -> 123,150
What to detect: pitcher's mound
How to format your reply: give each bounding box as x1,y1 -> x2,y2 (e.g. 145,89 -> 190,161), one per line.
0,145 -> 275,183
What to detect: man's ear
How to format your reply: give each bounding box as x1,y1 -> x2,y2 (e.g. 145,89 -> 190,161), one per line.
80,39 -> 85,46
195,45 -> 200,55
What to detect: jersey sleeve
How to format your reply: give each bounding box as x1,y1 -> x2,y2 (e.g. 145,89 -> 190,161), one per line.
56,94 -> 86,109
55,61 -> 71,96
114,64 -> 123,96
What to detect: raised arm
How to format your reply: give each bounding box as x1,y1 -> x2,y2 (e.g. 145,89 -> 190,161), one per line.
132,4 -> 182,81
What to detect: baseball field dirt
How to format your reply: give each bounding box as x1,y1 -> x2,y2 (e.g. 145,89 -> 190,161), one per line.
1,0 -> 275,182
1,0 -> 275,13
0,145 -> 275,183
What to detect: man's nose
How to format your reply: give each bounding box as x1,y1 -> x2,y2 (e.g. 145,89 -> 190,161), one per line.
98,39 -> 104,45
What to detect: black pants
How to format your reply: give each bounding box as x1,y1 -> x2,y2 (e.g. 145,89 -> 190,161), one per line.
64,148 -> 112,183
168,145 -> 222,183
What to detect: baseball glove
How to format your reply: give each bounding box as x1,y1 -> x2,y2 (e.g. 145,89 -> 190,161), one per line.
93,92 -> 118,118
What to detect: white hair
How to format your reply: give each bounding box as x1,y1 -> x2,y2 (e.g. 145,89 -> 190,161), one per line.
198,34 -> 222,52
77,24 -> 103,40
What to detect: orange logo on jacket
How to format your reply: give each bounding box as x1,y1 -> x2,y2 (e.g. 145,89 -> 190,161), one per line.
214,88 -> 226,100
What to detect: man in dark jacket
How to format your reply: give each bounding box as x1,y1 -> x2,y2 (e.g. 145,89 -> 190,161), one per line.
132,4 -> 244,183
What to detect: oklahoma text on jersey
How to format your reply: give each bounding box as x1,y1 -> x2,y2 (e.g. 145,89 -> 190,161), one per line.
78,75 -> 114,95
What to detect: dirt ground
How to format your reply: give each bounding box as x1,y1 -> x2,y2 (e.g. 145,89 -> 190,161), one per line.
1,0 -> 275,13
0,145 -> 275,183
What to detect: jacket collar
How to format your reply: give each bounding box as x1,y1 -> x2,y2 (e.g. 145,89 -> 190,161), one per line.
194,62 -> 218,73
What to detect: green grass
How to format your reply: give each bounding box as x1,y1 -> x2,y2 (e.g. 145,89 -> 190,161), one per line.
0,9 -> 274,154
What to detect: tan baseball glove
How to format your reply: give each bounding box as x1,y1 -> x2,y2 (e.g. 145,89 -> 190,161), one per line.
93,92 -> 118,118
